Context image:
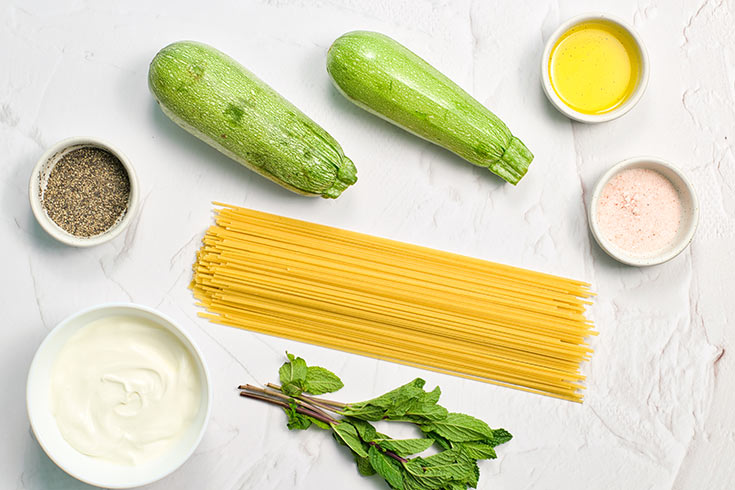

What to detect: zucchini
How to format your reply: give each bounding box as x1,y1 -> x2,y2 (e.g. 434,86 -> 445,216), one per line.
326,31 -> 533,184
149,41 -> 357,198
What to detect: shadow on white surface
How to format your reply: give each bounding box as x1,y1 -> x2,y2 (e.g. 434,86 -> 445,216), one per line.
21,429 -> 98,490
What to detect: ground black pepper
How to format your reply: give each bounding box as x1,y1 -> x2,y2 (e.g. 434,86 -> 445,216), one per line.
42,147 -> 130,237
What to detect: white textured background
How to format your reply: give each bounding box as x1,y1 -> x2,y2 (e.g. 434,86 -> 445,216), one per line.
2,1 -> 734,489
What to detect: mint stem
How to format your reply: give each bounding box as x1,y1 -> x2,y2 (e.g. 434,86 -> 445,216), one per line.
240,384 -> 337,423
239,389 -> 407,464
267,382 -> 347,409
299,395 -> 345,414
239,389 -> 337,425
368,441 -> 408,464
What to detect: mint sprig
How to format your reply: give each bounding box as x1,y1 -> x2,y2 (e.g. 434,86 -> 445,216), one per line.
239,353 -> 512,490
278,352 -> 344,396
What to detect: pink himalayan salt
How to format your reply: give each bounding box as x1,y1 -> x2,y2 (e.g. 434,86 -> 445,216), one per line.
597,168 -> 681,255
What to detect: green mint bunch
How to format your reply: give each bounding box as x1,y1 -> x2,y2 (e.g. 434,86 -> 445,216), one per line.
239,353 -> 512,490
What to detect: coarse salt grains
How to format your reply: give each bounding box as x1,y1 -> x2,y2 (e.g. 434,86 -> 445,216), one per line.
596,167 -> 681,255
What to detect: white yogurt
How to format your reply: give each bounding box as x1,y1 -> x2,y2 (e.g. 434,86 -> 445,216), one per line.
51,315 -> 202,466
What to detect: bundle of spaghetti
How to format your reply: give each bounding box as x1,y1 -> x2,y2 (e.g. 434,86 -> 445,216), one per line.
192,203 -> 596,402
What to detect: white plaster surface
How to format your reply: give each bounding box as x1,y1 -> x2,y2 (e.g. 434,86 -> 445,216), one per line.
2,1 -> 734,488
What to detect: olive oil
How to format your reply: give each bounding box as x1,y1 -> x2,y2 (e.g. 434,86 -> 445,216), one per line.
549,21 -> 641,115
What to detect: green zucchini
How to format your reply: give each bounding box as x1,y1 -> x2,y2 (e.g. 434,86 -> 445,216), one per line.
326,31 -> 533,184
149,41 -> 357,198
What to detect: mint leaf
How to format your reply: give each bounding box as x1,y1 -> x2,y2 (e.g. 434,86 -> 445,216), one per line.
490,428 -> 513,446
342,403 -> 387,421
420,447 -> 475,477
355,455 -> 376,476
401,463 -> 447,489
281,382 -> 302,397
349,379 -> 425,410
306,415 -> 331,430
333,422 -> 368,458
466,461 -> 480,488
420,413 -> 494,442
283,404 -> 311,431
374,438 -> 434,457
287,414 -> 312,430
417,403 -> 448,421
393,402 -> 448,423
344,379 -> 443,421
424,430 -> 451,450
279,352 -> 308,396
384,393 -> 419,418
445,482 -> 466,490
304,366 -> 344,395
455,441 -> 496,460
286,354 -> 308,380
401,472 -> 439,490
348,418 -> 378,442
421,386 -> 441,405
368,445 -> 404,490
388,392 -> 444,421
404,447 -> 475,484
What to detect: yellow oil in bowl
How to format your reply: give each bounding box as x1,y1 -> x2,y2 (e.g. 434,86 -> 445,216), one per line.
549,20 -> 641,115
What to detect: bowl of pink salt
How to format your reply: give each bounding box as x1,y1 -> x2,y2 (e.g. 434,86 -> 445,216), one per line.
588,157 -> 699,266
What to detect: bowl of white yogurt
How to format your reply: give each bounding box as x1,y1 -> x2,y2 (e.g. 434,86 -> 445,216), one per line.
26,303 -> 212,488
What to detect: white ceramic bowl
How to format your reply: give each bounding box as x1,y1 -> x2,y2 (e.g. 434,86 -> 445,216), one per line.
541,13 -> 650,123
26,304 -> 212,488
29,137 -> 139,247
588,157 -> 699,266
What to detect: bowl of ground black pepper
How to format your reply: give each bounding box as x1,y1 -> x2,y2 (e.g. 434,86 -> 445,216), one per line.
29,137 -> 139,247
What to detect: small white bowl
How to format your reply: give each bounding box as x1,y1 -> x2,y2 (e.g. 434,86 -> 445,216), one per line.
29,137 -> 139,247
541,13 -> 650,123
588,157 -> 699,266
26,304 -> 212,489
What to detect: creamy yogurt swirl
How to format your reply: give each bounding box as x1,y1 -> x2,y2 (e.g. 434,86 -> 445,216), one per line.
51,315 -> 202,465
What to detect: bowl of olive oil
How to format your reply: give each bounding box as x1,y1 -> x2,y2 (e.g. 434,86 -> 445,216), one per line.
541,14 -> 649,123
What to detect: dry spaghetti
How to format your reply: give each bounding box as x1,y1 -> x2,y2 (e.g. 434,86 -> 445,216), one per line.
191,204 -> 596,402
